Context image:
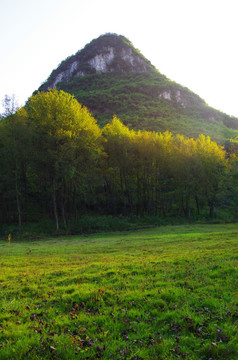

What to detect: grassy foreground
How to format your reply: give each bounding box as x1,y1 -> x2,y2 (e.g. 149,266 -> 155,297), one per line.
0,224 -> 238,359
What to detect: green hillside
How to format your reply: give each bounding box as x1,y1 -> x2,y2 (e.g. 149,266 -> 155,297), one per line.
59,72 -> 238,142
39,34 -> 238,142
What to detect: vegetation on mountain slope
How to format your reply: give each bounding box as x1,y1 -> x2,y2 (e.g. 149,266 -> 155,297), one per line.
1,35 -> 238,232
39,34 -> 238,143
1,90 -> 238,233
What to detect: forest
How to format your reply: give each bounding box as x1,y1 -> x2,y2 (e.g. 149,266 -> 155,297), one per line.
0,89 -> 238,233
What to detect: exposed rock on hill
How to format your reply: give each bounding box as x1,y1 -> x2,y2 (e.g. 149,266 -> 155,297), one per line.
40,34 -> 154,90
39,33 -> 238,142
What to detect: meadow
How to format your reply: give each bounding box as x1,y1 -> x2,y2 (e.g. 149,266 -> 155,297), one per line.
0,224 -> 237,359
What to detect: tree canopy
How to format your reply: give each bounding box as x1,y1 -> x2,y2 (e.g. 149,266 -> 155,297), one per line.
0,89 -> 237,232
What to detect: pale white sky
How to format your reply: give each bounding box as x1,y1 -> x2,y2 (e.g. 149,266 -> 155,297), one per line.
0,0 -> 237,117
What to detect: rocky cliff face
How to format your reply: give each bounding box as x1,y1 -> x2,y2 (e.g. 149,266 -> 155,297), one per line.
40,34 -> 154,90
37,33 -> 238,141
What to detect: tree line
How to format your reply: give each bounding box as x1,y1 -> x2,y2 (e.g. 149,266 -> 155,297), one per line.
0,89 -> 237,231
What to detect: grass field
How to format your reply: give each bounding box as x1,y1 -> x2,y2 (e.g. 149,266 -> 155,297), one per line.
0,224 -> 238,359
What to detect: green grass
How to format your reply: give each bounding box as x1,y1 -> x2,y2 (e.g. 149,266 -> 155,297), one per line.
0,223 -> 238,359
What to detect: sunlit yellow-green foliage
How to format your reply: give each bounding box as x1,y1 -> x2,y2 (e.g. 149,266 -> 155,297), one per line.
0,91 -> 236,231
102,118 -> 229,217
27,88 -> 101,143
25,89 -> 103,230
0,90 -> 103,230
26,88 -> 103,180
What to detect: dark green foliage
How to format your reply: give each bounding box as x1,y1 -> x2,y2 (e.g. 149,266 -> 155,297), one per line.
1,92 -> 238,234
0,215 -> 178,239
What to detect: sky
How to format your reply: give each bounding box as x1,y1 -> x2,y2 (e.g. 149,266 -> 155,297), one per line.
0,0 -> 238,117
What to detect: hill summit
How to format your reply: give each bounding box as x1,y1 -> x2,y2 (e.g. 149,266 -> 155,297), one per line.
40,34 -> 155,89
39,33 -> 238,142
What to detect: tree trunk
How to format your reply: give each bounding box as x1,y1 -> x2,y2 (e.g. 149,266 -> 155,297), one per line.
52,188 -> 59,231
73,187 -> 78,222
195,195 -> 200,215
209,202 -> 215,218
136,174 -> 142,216
186,195 -> 191,222
208,195 -> 215,218
124,174 -> 132,215
15,173 -> 21,230
61,190 -> 67,229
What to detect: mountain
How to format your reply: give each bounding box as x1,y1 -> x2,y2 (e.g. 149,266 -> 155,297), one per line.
39,33 -> 238,142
